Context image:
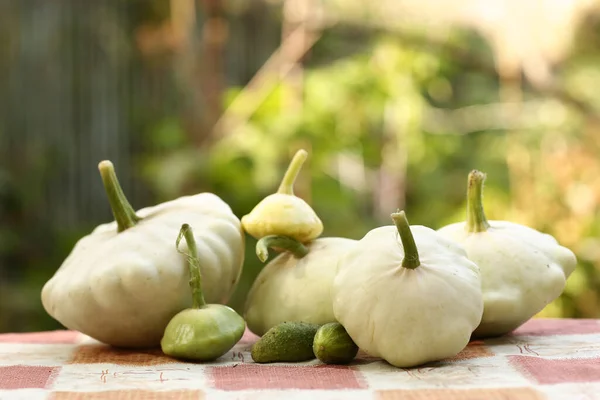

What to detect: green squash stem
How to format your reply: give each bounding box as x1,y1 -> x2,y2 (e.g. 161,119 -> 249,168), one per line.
176,224 -> 206,308
391,211 -> 420,270
277,149 -> 308,195
466,170 -> 490,233
256,235 -> 309,262
98,160 -> 140,232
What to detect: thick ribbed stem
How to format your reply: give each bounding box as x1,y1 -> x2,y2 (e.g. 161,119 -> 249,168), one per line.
98,160 -> 140,232
277,149 -> 308,195
391,211 -> 420,270
176,224 -> 206,308
256,235 -> 309,262
466,170 -> 490,233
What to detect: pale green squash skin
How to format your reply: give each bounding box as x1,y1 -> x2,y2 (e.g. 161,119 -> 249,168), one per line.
160,224 -> 246,361
244,237 -> 357,336
241,149 -> 323,242
161,305 -> 245,361
332,212 -> 484,368
42,163 -> 245,348
437,170 -> 576,338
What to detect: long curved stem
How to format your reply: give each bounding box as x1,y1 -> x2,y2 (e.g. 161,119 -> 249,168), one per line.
176,224 -> 206,308
277,149 -> 308,195
98,160 -> 140,232
256,235 -> 309,262
466,170 -> 490,233
391,211 -> 420,270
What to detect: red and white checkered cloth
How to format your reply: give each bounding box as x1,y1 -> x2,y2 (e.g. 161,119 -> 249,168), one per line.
1,318 -> 600,399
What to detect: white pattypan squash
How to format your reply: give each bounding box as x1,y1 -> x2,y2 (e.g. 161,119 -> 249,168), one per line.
332,211 -> 483,368
244,235 -> 356,336
437,170 -> 577,338
41,161 -> 245,348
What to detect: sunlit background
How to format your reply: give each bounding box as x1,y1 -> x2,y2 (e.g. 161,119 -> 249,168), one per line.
1,0 -> 600,333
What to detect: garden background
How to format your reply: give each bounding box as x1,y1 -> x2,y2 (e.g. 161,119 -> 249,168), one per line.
2,0 -> 600,333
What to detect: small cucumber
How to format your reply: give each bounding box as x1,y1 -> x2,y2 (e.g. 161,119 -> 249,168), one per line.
251,321 -> 319,363
313,322 -> 358,364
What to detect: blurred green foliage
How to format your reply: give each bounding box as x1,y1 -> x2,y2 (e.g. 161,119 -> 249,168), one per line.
2,1 -> 600,333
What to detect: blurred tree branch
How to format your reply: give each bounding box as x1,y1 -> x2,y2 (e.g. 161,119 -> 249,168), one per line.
170,0 -> 229,146
423,100 -> 570,134
213,13 -> 600,140
211,24 -> 324,138
348,23 -> 600,122
198,0 -> 228,137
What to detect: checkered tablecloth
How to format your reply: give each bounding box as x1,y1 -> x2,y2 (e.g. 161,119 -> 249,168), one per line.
1,318 -> 600,399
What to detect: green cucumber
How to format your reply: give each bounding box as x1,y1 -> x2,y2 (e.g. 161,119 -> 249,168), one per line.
251,321 -> 319,363
313,322 -> 358,364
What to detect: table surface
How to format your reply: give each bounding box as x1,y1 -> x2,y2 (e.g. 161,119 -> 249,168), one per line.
1,318 -> 600,400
